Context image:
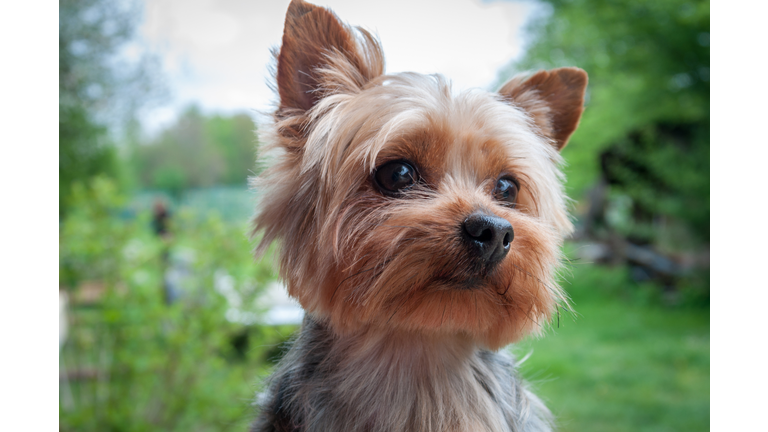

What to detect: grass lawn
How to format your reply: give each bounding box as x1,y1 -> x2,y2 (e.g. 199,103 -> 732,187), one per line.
512,264 -> 710,432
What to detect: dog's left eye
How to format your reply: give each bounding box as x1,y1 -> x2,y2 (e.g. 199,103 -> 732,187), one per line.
374,160 -> 418,195
493,177 -> 519,206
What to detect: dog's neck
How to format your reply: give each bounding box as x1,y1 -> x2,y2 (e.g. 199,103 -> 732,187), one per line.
287,316 -> 522,432
336,325 -> 479,373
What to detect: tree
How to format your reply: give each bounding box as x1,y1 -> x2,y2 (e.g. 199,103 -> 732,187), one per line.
133,106 -> 258,192
59,0 -> 161,216
498,0 -> 710,249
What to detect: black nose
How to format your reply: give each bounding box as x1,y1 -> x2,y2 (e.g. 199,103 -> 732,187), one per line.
462,212 -> 514,264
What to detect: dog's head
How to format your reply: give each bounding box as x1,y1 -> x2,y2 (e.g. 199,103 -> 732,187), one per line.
253,0 -> 587,349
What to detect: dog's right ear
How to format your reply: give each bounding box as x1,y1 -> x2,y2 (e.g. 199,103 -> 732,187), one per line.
276,0 -> 384,114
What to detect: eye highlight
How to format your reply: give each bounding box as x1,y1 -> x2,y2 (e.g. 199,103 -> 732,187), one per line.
493,177 -> 519,206
374,160 -> 418,196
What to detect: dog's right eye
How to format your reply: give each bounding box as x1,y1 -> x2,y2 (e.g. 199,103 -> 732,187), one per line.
374,160 -> 418,195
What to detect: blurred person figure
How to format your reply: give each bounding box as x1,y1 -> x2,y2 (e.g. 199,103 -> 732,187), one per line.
152,198 -> 171,239
153,198 -> 180,304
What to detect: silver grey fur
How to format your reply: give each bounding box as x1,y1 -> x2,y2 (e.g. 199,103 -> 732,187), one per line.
252,315 -> 553,432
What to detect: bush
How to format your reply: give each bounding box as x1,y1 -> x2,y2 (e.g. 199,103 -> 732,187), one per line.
59,177 -> 286,432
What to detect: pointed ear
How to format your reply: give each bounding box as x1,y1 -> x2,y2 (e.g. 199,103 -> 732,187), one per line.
499,67 -> 588,151
276,0 -> 384,113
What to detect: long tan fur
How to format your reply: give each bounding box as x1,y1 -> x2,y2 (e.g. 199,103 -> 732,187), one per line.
251,1 -> 588,431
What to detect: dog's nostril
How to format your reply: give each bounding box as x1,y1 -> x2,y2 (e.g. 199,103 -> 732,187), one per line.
478,228 -> 493,243
502,232 -> 511,248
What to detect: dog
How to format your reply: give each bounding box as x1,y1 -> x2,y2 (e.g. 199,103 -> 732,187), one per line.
251,1 -> 587,431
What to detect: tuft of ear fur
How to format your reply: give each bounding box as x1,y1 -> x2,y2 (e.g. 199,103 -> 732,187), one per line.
276,0 -> 384,114
499,67 -> 588,150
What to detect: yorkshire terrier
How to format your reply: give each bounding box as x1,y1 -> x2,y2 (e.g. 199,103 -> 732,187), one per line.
251,1 -> 587,431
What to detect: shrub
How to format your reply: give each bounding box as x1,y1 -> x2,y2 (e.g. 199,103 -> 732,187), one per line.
59,177 -> 285,432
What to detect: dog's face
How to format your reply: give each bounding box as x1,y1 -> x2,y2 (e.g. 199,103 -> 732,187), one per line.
254,0 -> 587,349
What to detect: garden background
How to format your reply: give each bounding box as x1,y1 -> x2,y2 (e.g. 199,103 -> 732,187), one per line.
58,0 -> 710,431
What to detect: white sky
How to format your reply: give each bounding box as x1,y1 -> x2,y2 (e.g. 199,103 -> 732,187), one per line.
138,0 -> 535,133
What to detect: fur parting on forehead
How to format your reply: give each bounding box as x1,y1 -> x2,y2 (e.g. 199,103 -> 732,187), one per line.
296,71 -> 573,234
302,72 -> 448,178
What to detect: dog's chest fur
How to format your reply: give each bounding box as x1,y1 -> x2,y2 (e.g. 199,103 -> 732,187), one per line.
253,317 -> 551,432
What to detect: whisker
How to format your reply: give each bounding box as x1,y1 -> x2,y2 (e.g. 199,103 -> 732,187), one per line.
511,264 -> 558,294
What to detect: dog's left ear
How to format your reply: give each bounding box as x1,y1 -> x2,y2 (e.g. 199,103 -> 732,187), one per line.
499,67 -> 588,151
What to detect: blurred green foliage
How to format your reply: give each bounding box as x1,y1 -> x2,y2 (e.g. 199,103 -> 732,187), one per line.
499,0 -> 710,247
59,177 -> 288,431
59,177 -> 133,288
131,106 -> 259,195
59,0 -> 162,217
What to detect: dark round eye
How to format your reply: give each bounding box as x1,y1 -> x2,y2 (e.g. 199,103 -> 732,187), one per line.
493,177 -> 519,206
374,160 -> 418,195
